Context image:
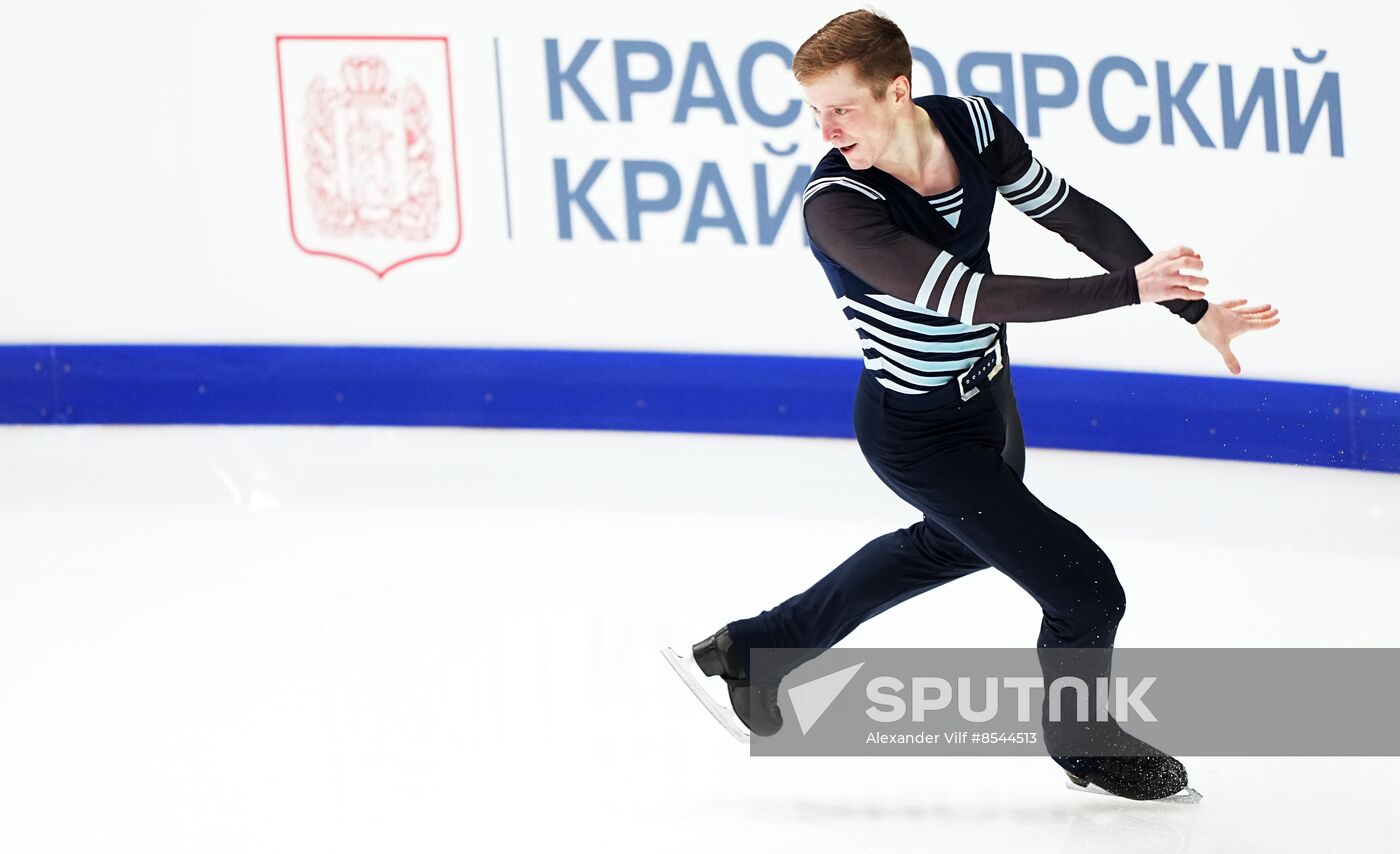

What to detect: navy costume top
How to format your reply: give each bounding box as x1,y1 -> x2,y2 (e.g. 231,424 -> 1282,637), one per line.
802,94 -> 1207,396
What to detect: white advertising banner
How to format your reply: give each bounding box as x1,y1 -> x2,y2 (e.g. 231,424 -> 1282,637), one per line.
0,1 -> 1390,390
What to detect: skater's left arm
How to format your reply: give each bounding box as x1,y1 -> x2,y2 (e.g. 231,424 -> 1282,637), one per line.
976,97 -> 1207,326
976,98 -> 1282,374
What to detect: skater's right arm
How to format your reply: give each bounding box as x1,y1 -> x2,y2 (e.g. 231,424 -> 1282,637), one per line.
802,189 -> 1208,324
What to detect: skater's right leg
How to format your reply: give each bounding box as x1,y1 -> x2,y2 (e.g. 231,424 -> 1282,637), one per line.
699,369 -> 1016,735
693,516 -> 987,737
721,364 -> 1026,673
723,517 -> 988,669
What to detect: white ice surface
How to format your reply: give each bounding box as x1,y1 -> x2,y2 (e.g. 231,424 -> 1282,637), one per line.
0,424 -> 1396,853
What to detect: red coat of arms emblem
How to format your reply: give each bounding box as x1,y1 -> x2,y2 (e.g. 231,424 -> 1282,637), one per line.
276,36 -> 462,277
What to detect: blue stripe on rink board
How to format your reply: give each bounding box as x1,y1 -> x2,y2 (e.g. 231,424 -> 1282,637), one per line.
0,344 -> 1395,473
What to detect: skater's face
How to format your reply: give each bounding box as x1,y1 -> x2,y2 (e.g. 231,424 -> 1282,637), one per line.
802,62 -> 904,170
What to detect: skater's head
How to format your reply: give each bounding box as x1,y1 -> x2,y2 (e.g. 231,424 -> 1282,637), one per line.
794,10 -> 914,170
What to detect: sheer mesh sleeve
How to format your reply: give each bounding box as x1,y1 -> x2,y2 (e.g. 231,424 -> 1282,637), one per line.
978,96 -> 1207,324
802,188 -> 1141,325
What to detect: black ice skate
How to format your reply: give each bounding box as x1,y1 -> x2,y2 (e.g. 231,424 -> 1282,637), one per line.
690,626 -> 784,737
1051,721 -> 1200,802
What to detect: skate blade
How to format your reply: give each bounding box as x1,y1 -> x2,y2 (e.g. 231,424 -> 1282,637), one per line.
660,647 -> 750,744
1066,778 -> 1203,804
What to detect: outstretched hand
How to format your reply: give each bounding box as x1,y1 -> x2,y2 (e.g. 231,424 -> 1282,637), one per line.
1135,246 -> 1281,374
1193,299 -> 1280,375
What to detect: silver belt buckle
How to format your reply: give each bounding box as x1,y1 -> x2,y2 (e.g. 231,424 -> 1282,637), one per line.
957,342 -> 1004,402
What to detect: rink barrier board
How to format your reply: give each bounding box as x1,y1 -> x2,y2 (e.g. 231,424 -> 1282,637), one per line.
0,344 -> 1394,473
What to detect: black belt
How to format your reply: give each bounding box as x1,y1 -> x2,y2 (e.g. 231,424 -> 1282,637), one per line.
955,339 -> 1005,402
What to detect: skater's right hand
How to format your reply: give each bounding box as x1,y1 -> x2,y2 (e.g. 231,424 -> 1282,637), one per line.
1134,245 -> 1209,304
1193,298 -> 1281,375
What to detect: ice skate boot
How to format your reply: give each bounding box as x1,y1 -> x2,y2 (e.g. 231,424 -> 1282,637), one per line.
1058,754 -> 1192,801
1051,720 -> 1196,801
691,626 -> 784,737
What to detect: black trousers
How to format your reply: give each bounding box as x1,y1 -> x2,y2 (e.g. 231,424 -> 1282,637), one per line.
728,349 -> 1126,686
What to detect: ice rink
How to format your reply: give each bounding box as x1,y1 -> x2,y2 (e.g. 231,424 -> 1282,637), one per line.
0,423 -> 1396,853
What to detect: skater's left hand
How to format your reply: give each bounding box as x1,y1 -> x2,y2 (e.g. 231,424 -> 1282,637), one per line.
1194,299 -> 1280,375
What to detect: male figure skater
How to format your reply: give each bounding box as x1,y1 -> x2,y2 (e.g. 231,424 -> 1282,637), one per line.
688,10 -> 1280,800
